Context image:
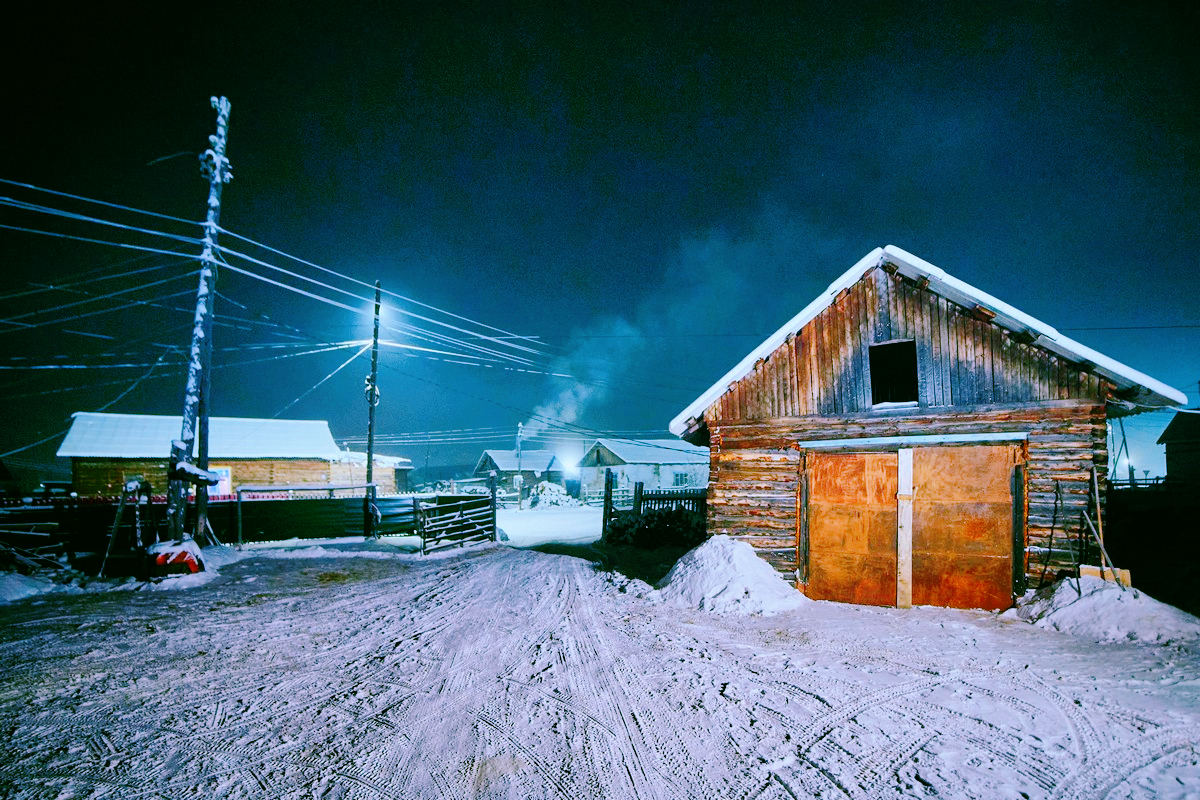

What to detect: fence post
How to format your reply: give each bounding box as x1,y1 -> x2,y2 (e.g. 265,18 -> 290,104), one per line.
236,488 -> 243,546
603,469 -> 614,536
488,471 -> 498,542
415,496 -> 424,555
633,482 -> 644,517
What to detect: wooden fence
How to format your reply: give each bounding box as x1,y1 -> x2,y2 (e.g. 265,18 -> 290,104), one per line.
413,494 -> 496,554
584,487 -> 631,508
227,485 -> 499,553
601,468 -> 707,537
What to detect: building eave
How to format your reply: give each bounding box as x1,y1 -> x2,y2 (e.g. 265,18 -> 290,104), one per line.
669,246 -> 1185,436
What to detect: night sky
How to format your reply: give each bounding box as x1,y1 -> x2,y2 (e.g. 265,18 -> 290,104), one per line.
2,2 -> 1197,481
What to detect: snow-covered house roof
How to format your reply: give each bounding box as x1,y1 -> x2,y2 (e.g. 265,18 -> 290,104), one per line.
334,450 -> 414,469
57,412 -> 343,459
670,245 -> 1187,436
578,438 -> 709,467
473,449 -> 563,475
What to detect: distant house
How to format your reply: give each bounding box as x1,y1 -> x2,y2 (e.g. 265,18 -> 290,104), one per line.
331,451 -> 414,494
57,412 -> 406,496
670,245 -> 1184,612
1157,411 -> 1200,485
473,449 -> 565,493
576,438 -> 709,496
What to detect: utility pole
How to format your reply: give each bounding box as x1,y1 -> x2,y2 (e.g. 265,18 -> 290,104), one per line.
364,281 -> 381,538
516,422 -> 524,510
166,97 -> 232,542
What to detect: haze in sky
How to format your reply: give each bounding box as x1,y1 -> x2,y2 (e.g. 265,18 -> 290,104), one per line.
2,2 -> 1196,479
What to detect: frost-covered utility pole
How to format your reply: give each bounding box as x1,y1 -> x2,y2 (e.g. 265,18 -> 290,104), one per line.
516,423 -> 524,510
363,281 -> 381,539
166,96 -> 232,542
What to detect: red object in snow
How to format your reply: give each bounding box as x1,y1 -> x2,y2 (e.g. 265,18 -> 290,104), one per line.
149,542 -> 204,575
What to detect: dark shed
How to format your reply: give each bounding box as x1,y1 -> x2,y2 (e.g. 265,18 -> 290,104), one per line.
670,246 -> 1184,611
1157,411 -> 1200,485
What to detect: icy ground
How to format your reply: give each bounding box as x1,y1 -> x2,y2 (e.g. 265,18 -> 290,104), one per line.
1,520 -> 1199,798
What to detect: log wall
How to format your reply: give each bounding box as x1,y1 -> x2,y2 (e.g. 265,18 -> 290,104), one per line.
71,459 -> 401,497
697,267 -> 1115,592
708,401 -> 1107,588
72,459 -> 337,498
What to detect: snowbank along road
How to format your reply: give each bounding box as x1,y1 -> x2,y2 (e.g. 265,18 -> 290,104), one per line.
1,545 -> 1198,798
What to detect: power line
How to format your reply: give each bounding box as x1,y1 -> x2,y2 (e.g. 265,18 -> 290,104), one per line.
0,257 -> 196,304
271,343 -> 373,419
0,268 -> 199,327
0,178 -> 204,228
0,286 -> 199,334
0,196 -> 202,250
217,249 -> 550,368
1059,324 -> 1200,332
219,225 -> 560,360
0,222 -> 202,264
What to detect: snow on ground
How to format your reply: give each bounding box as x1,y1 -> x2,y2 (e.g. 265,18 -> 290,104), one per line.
652,534 -> 810,615
497,504 -> 602,547
0,572 -> 58,603
1008,574 -> 1200,646
1,523 -> 1199,798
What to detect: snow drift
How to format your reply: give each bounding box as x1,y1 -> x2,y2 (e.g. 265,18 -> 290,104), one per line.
654,534 -> 809,616
1010,574 -> 1200,645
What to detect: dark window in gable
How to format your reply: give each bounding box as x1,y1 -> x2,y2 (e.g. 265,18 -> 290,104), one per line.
869,340 -> 918,405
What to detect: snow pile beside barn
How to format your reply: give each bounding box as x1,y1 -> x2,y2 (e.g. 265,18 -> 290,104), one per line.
1010,575 -> 1200,645
654,535 -> 809,616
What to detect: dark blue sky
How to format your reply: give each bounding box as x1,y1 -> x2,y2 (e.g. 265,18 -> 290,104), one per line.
2,2 -> 1197,477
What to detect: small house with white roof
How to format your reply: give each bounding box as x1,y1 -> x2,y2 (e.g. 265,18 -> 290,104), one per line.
57,412 -> 407,496
669,246 -> 1185,611
576,438 -> 710,496
473,449 -> 565,493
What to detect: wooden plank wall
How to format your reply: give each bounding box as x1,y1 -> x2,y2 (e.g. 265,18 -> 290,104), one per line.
708,268 -> 1108,421
72,459 -> 338,497
707,401 -> 1107,588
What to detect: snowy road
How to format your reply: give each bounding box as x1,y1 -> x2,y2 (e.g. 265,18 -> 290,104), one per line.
1,544 -> 1198,799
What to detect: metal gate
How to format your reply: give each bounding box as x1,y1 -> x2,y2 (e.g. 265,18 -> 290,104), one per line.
802,445 -> 1019,610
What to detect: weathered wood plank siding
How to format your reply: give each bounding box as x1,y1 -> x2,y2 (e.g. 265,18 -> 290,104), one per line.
69,458 -> 400,498
697,263 -> 1115,593
708,402 -> 1106,587
707,270 -> 1107,423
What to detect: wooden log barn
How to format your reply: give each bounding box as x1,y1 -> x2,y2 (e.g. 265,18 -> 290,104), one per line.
669,246 -> 1185,611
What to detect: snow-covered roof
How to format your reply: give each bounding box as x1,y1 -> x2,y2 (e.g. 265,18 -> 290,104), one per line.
579,438 -> 709,466
57,412 -> 344,459
334,450 -> 414,469
670,245 -> 1187,436
474,449 -> 562,474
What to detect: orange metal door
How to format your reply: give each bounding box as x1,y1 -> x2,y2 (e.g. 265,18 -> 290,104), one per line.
805,451 -> 898,606
911,446 -> 1017,611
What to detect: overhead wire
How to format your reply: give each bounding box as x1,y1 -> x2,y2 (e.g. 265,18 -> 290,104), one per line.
0,198 -> 694,396
216,247 -> 550,368
0,345 -> 178,459
0,222 -> 203,264
0,186 -> 696,456
0,287 -> 200,333
0,256 -> 195,303
0,178 -> 204,228
219,226 -> 558,359
1,266 -> 200,325
0,196 -> 202,250
271,342 -> 373,419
